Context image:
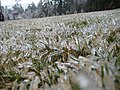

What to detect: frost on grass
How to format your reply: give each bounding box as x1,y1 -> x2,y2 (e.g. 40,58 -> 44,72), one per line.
0,9 -> 120,90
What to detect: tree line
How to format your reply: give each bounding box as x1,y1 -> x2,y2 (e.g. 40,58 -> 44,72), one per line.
28,0 -> 120,17
1,0 -> 120,20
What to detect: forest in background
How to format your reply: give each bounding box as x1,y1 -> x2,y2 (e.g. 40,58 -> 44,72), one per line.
0,0 -> 120,20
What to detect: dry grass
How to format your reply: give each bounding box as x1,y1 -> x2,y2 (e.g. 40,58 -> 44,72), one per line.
0,9 -> 120,90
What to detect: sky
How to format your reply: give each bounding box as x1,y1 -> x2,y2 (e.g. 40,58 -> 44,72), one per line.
1,0 -> 40,9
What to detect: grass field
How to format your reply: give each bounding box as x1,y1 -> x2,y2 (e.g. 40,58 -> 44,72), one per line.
0,9 -> 120,90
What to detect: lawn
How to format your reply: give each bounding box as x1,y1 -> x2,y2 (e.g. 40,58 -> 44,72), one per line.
0,9 -> 120,90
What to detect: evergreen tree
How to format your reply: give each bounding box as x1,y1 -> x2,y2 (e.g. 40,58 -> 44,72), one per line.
28,2 -> 37,12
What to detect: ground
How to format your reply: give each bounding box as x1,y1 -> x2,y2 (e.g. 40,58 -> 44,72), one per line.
0,9 -> 120,90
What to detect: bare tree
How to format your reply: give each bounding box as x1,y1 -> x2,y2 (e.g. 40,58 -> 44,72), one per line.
15,0 -> 21,5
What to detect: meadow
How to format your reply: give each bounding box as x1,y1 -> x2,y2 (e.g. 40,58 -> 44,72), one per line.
0,9 -> 120,90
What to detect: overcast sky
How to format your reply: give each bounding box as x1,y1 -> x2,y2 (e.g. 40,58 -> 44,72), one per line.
1,0 -> 40,9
